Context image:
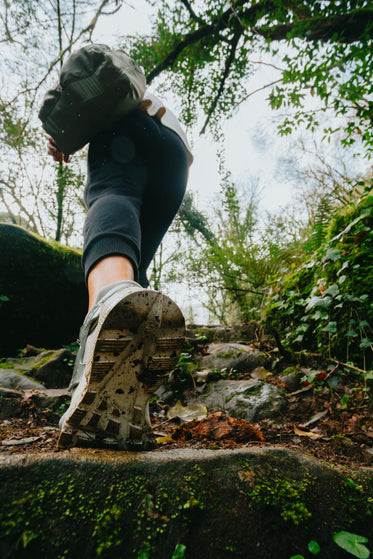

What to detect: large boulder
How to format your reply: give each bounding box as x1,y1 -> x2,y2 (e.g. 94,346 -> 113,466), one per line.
186,324 -> 258,343
192,379 -> 286,421
199,342 -> 270,373
30,348 -> 76,388
1,348 -> 75,389
0,370 -> 45,391
0,224 -> 87,356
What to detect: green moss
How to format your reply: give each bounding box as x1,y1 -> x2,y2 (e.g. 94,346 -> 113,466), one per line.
247,472 -> 312,526
279,366 -> 301,377
1,453 -> 373,559
0,461 -> 214,559
220,351 -> 236,359
28,352 -> 57,373
0,223 -> 87,356
0,362 -> 19,369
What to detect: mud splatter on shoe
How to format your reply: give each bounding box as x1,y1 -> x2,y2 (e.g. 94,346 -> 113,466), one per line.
58,282 -> 185,450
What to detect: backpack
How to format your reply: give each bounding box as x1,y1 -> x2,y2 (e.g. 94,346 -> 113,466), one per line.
38,43 -> 146,156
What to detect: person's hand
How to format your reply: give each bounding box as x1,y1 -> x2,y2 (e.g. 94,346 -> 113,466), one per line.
138,99 -> 152,112
47,136 -> 69,163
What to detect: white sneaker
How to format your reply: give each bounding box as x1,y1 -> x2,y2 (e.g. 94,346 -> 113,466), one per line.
58,281 -> 185,450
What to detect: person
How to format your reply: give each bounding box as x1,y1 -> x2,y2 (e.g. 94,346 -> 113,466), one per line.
47,90 -> 193,450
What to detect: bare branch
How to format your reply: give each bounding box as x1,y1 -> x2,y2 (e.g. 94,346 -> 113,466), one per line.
0,4 -> 13,42
200,28 -> 242,134
179,0 -> 200,22
248,59 -> 284,72
85,0 -> 123,38
0,9 -> 25,47
70,0 -> 76,46
234,78 -> 282,109
102,5 -> 123,17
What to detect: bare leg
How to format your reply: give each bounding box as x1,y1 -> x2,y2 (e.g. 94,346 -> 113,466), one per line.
87,255 -> 134,310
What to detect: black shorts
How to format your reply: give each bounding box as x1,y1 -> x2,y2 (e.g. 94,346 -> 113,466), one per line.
83,110 -> 189,287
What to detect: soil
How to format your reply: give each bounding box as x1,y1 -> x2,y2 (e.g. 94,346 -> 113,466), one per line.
1,342 -> 373,469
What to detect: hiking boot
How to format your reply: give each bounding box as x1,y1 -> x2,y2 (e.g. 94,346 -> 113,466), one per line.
58,281 -> 185,450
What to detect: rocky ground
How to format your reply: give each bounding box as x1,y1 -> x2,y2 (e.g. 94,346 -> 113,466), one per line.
1,325 -> 372,468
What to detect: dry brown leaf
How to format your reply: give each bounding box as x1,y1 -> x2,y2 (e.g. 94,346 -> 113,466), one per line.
156,436 -> 174,445
293,424 -> 322,440
167,401 -> 207,422
2,436 -> 41,446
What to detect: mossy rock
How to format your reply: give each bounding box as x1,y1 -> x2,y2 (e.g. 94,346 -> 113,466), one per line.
1,348 -> 76,388
186,324 -> 259,343
0,224 -> 87,356
0,447 -> 372,559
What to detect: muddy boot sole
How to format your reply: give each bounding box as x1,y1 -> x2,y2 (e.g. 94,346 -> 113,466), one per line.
58,289 -> 185,450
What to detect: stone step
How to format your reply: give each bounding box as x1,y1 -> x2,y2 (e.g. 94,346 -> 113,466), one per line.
1,447 -> 372,559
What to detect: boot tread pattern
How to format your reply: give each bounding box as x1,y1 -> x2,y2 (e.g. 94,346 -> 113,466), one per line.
58,290 -> 185,450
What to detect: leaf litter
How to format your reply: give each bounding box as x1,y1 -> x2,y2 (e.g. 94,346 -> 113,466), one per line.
0,340 -> 373,466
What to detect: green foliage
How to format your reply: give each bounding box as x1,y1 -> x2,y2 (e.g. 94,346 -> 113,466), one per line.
176,175 -> 296,323
290,533 -> 371,559
165,352 -> 197,401
308,540 -> 321,555
264,185 -> 373,367
130,1 -> 373,148
171,543 -> 186,559
333,531 -> 370,559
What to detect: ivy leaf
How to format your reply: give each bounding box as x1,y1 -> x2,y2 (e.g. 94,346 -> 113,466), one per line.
333,531 -> 370,559
359,338 -> 372,350
308,540 -> 321,555
324,284 -> 340,297
322,248 -> 340,263
337,260 -> 350,276
322,321 -> 337,334
346,330 -> 358,338
171,544 -> 187,559
305,296 -> 331,312
331,210 -> 371,242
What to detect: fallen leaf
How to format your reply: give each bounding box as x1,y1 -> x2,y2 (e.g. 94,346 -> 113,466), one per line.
293,425 -> 322,440
251,367 -> 271,380
301,410 -> 328,428
167,401 -> 207,422
2,436 -> 41,446
156,436 -> 174,444
172,412 -> 264,443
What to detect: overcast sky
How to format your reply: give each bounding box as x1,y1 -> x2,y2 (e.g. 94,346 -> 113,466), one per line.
94,1 -> 298,215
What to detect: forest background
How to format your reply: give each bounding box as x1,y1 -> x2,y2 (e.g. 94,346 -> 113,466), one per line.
1,0 -> 373,369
